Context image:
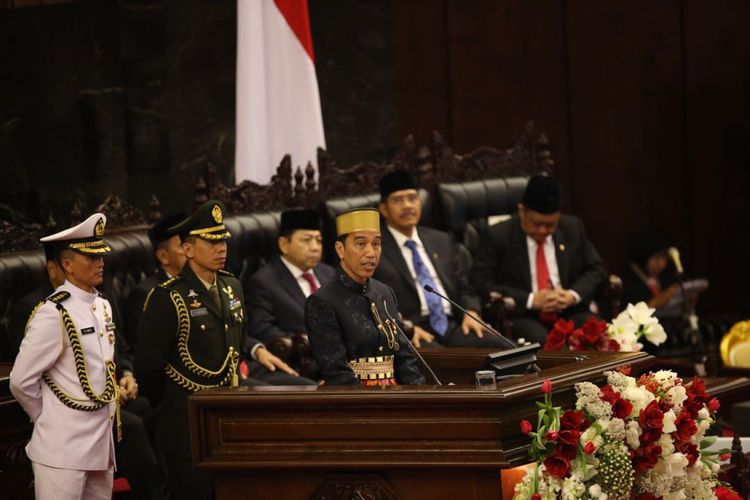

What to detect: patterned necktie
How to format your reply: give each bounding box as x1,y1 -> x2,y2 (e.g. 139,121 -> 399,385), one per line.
536,242 -> 558,325
208,284 -> 221,307
300,271 -> 319,295
404,240 -> 448,336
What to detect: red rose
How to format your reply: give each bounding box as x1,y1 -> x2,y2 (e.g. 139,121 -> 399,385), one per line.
560,410 -> 589,431
714,486 -> 742,500
708,397 -> 721,412
612,397 -> 633,419
545,430 -> 559,441
544,323 -> 569,350
557,442 -> 578,460
581,316 -> 607,344
600,385 -> 619,404
583,441 -> 596,455
568,328 -> 586,350
531,494 -> 542,500
639,428 -> 662,446
632,444 -> 662,472
541,379 -> 552,394
674,412 -> 698,442
675,441 -> 699,465
639,400 -> 664,431
557,429 -> 581,446
543,452 -> 571,478
520,419 -> 532,435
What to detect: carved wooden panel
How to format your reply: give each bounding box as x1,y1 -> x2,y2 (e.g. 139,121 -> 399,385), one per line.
310,474 -> 398,500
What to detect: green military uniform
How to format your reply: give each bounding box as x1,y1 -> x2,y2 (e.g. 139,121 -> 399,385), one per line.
134,200 -> 254,500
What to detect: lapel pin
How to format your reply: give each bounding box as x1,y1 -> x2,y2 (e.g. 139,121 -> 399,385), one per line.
188,289 -> 198,298
559,243 -> 566,251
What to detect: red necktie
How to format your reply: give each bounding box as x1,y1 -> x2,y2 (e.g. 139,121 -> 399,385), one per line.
301,272 -> 319,294
536,243 -> 558,325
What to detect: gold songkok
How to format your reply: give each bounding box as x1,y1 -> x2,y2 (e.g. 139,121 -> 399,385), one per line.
335,208 -> 380,237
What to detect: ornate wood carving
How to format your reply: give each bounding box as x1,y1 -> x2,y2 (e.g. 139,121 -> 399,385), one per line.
0,221 -> 41,253
310,475 -> 398,500
95,194 -> 147,228
0,120 -> 553,253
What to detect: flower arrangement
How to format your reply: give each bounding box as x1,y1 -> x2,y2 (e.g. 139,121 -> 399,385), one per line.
513,370 -> 741,500
543,302 -> 667,352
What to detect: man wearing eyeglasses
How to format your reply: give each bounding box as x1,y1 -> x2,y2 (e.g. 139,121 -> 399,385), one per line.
373,170 -> 509,348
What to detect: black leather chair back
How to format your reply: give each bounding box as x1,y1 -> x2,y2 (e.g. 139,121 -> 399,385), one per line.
437,177 -> 529,251
224,211 -> 283,283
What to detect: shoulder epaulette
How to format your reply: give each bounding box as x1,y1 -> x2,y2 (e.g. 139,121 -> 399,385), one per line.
46,291 -> 71,304
218,269 -> 235,278
158,276 -> 181,288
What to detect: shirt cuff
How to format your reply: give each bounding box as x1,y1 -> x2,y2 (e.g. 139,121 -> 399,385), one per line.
250,343 -> 264,360
526,293 -> 535,310
122,370 -> 133,378
569,290 -> 581,305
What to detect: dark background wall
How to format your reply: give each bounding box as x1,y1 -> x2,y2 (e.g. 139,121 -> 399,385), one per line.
1,0 -> 749,315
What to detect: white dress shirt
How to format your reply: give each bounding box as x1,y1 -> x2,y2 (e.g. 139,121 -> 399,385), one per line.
280,256 -> 320,298
387,225 -> 452,316
525,235 -> 580,309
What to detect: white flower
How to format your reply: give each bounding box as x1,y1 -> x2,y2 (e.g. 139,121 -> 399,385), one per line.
662,409 -> 677,433
627,301 -> 658,325
622,385 -> 655,415
698,407 -> 710,420
625,421 -> 641,449
663,490 -> 687,500
667,385 -> 687,409
655,452 -> 688,478
659,432 -> 675,456
588,484 -> 602,497
643,321 -> 667,345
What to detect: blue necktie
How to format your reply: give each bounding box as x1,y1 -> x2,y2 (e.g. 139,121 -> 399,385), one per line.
404,240 -> 448,336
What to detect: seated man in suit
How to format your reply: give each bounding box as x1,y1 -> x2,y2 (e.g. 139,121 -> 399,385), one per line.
245,208 -> 335,343
374,170 -> 508,348
125,212 -> 186,351
472,175 -> 607,344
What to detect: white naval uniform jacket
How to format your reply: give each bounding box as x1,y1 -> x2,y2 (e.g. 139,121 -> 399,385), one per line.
10,280 -> 116,471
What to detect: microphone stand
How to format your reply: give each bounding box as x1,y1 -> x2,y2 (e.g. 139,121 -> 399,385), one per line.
670,248 -> 706,376
423,285 -> 517,349
381,298 -> 442,385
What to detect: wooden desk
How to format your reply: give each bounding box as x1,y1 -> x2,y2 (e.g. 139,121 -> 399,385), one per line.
189,351 -> 654,500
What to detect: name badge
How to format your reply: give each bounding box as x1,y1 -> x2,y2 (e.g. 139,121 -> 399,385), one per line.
81,326 -> 96,335
190,307 -> 208,317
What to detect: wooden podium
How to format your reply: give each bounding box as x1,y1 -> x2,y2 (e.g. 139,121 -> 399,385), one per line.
188,350 -> 655,500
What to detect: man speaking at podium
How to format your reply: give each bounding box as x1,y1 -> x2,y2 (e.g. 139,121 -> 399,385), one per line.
305,208 -> 425,386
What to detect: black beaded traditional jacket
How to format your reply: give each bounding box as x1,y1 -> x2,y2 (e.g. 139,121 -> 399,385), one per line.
305,267 -> 425,386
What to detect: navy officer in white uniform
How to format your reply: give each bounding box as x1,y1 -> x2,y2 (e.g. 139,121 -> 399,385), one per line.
11,213 -> 119,500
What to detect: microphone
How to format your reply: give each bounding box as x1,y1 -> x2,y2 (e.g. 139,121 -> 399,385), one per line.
668,247 -> 684,275
381,298 -> 442,385
423,285 -> 517,349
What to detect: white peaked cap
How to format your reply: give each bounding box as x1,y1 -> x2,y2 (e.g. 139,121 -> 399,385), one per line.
40,212 -> 112,255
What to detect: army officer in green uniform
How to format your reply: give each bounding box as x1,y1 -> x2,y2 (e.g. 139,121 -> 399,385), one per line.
135,200 -> 304,500
305,208 -> 425,386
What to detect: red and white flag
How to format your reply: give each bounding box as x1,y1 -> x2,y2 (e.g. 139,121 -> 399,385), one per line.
235,0 -> 326,184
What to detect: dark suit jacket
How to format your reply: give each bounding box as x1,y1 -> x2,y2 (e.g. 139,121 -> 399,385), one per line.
472,214 -> 607,315
373,226 -> 481,328
135,263 -> 259,458
244,256 -> 335,342
125,268 -> 167,352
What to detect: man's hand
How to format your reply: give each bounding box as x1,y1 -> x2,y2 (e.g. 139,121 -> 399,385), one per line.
461,310 -> 485,337
532,288 -> 558,312
649,284 -> 679,309
118,374 -> 138,404
412,326 -> 435,348
553,290 -> 577,311
255,347 -> 298,376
